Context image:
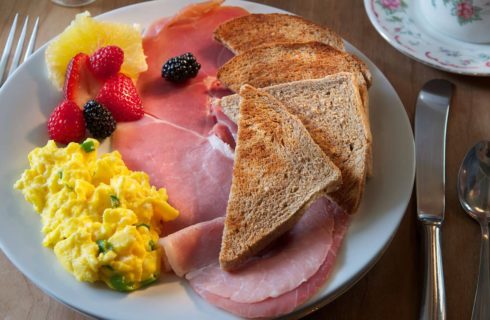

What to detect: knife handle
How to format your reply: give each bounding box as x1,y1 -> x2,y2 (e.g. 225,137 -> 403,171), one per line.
421,222 -> 446,320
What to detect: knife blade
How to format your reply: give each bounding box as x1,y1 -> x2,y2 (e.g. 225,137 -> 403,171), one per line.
415,79 -> 453,320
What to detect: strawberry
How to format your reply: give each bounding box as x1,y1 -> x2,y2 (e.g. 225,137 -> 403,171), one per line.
89,46 -> 124,79
95,73 -> 143,122
47,100 -> 86,144
64,53 -> 103,108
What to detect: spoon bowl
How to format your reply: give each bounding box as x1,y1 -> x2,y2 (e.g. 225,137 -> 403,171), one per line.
458,140 -> 490,320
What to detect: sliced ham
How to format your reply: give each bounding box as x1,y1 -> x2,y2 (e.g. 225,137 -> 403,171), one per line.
211,123 -> 236,149
159,217 -> 224,277
165,0 -> 228,29
114,1 -> 352,318
210,97 -> 238,140
187,198 -> 336,303
158,197 -> 349,318
204,76 -> 234,99
137,2 -> 247,134
112,116 -> 233,235
209,97 -> 237,149
190,200 -> 349,318
195,210 -> 348,318
113,3 -> 247,234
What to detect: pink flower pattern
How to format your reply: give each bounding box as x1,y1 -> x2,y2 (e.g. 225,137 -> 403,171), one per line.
446,0 -> 483,24
457,1 -> 475,19
381,0 -> 401,10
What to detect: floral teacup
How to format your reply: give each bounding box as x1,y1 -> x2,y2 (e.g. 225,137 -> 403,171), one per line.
418,0 -> 490,43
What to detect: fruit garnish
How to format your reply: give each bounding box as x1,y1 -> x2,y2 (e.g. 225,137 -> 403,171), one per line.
95,73 -> 143,122
83,100 -> 117,139
89,46 -> 124,79
47,100 -> 86,144
63,53 -> 102,107
161,52 -> 201,82
45,12 -> 147,89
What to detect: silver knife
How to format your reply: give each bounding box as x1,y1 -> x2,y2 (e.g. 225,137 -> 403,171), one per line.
415,79 -> 454,320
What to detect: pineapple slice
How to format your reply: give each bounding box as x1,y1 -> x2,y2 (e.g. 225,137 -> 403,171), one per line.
45,12 -> 147,89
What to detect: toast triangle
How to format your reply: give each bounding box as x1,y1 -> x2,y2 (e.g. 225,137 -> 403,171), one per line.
219,85 -> 341,271
220,73 -> 369,214
217,41 -> 372,93
214,13 -> 345,54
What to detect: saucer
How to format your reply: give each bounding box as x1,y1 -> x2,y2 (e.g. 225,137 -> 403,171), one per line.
364,0 -> 490,76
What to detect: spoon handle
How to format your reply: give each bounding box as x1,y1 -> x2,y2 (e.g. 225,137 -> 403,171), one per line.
472,222 -> 490,320
421,222 -> 446,320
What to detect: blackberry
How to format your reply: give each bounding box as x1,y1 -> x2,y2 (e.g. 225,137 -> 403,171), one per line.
161,52 -> 201,82
83,100 -> 116,139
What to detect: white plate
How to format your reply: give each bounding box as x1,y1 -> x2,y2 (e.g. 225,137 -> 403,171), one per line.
0,1 -> 415,319
364,0 -> 490,76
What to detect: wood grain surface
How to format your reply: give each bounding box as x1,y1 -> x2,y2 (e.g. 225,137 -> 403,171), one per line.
1,0 -> 489,319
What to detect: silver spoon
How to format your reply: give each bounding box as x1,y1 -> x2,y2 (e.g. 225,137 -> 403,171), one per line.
458,140 -> 490,320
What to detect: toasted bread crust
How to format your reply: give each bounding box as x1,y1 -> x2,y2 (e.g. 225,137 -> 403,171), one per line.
217,42 -> 372,93
358,80 -> 373,177
219,85 -> 341,271
220,73 -> 369,214
214,13 -> 345,54
217,41 -> 373,179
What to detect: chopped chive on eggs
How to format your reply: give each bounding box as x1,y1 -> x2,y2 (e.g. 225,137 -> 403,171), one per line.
14,139 -> 179,291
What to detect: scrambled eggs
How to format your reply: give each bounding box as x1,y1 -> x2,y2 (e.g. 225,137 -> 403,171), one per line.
14,139 -> 179,291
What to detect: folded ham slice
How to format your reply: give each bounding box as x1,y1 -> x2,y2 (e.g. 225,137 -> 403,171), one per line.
187,198 -> 336,303
113,116 -> 234,235
209,101 -> 237,149
159,217 -> 224,277
113,2 -> 247,234
193,212 -> 347,318
136,2 -> 247,134
193,204 -> 349,318
159,197 -> 349,318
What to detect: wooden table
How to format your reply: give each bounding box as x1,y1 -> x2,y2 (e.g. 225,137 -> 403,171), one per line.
1,0 -> 489,319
